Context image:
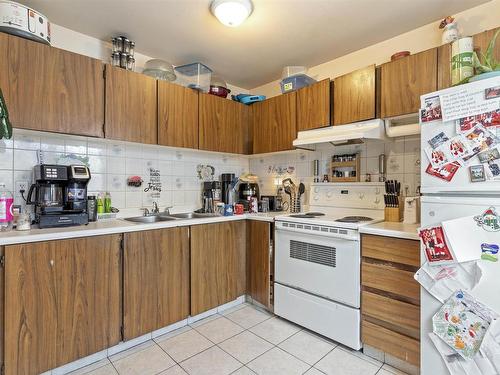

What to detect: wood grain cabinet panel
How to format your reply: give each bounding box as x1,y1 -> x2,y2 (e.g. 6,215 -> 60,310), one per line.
105,65 -> 157,144
334,65 -> 376,125
199,93 -> 249,154
191,221 -> 246,315
158,81 -> 199,149
362,234 -> 420,267
473,27 -> 500,65
297,79 -> 331,131
252,93 -> 297,154
4,235 -> 121,375
0,33 -> 104,137
380,48 -> 437,118
362,320 -> 420,366
437,43 -> 452,90
124,227 -> 190,340
247,220 -> 271,308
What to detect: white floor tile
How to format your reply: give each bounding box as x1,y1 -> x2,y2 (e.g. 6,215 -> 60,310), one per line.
110,341 -> 175,375
304,368 -> 325,375
218,331 -> 273,364
219,302 -> 250,316
80,364 -> 118,375
156,327 -> 214,362
249,317 -> 301,345
247,347 -> 310,375
67,359 -> 115,375
194,316 -> 245,343
380,364 -> 410,375
315,347 -> 381,375
278,330 -> 335,365
180,346 -> 242,375
225,306 -> 272,329
231,366 -> 256,374
157,365 -> 189,375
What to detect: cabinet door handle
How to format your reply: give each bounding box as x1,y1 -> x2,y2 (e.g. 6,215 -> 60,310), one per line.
49,259 -> 55,267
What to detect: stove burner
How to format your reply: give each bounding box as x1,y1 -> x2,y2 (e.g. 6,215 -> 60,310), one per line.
335,216 -> 373,223
289,212 -> 326,219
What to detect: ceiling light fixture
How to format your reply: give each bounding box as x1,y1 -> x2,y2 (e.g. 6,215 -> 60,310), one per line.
211,0 -> 253,27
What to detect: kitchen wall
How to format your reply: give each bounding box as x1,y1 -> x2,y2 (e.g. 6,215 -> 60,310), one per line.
249,136 -> 421,203
0,129 -> 248,212
250,0 -> 500,97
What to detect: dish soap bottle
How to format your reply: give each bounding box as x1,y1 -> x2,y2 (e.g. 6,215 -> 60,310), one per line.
104,192 -> 112,213
0,183 -> 13,231
96,193 -> 104,214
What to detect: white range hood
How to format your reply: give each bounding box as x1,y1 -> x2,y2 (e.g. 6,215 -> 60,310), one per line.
293,119 -> 386,148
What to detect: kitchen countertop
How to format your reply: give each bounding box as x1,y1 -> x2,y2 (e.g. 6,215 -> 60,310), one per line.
0,212 -> 283,246
360,221 -> 420,241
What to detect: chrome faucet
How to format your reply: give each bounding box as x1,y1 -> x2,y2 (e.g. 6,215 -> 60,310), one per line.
163,206 -> 173,215
152,202 -> 159,215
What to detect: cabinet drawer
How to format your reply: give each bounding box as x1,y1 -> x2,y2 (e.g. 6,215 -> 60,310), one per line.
362,320 -> 419,367
362,234 -> 419,267
361,261 -> 419,302
362,291 -> 419,334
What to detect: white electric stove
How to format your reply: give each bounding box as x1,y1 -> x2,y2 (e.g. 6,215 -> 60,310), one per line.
274,183 -> 385,350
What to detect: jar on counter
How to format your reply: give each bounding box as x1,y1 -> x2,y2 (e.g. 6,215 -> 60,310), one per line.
111,52 -> 121,67
129,41 -> 135,56
0,183 -> 13,231
120,53 -> 128,69
87,195 -> 97,222
122,38 -> 131,54
127,56 -> 135,71
112,37 -> 122,53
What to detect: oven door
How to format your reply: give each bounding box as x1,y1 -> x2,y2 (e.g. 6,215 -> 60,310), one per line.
275,226 -> 360,308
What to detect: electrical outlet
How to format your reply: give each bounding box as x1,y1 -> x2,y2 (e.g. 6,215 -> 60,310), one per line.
15,180 -> 29,194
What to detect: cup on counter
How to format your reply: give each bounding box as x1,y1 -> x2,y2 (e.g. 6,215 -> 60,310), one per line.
234,203 -> 244,215
223,204 -> 233,216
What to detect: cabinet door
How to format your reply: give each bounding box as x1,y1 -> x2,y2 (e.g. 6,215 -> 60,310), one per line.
380,49 -> 437,118
0,33 -> 104,137
296,79 -> 331,131
252,93 -> 297,154
473,27 -> 500,65
247,221 -> 271,308
199,94 -> 249,154
158,81 -> 199,149
191,221 -> 246,315
105,65 -> 157,144
124,227 -> 190,340
437,43 -> 452,90
4,235 -> 121,375
334,65 -> 376,125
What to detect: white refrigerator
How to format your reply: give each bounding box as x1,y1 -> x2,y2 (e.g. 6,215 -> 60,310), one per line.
420,77 -> 500,374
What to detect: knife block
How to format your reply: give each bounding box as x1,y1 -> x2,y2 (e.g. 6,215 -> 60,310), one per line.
384,196 -> 404,222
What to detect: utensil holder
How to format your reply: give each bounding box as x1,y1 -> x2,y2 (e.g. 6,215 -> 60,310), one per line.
289,196 -> 301,213
384,196 -> 404,222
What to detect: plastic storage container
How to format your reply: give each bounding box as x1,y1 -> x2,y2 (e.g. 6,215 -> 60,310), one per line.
282,66 -> 307,79
174,63 -> 213,92
280,74 -> 317,93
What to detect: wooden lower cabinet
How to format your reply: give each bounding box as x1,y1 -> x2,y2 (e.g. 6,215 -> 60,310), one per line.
190,221 -> 246,315
247,221 -> 272,308
361,234 -> 420,368
4,235 -> 121,375
123,227 -> 190,340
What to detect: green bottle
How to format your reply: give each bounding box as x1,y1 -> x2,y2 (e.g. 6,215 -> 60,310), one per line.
96,194 -> 104,214
104,192 -> 112,213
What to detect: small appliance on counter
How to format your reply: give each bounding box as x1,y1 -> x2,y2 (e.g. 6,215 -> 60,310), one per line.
0,0 -> 51,45
237,174 -> 260,212
26,164 -> 91,228
220,173 -> 236,205
201,181 -> 221,213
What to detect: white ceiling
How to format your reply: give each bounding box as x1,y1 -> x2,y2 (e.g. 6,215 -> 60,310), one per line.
20,0 -> 489,89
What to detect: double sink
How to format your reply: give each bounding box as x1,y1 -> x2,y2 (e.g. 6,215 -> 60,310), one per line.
124,212 -> 219,224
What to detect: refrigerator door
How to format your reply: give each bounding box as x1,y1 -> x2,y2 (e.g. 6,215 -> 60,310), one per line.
420,77 -> 500,195
420,195 -> 500,375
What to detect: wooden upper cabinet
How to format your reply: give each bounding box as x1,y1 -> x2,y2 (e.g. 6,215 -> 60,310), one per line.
105,65 -> 157,144
334,65 -> 376,125
0,33 -> 104,137
252,92 -> 297,154
124,227 -> 190,340
4,235 -> 121,375
158,81 -> 199,149
437,43 -> 452,90
296,79 -> 331,131
473,27 -> 500,66
380,48 -> 437,118
199,93 -> 249,154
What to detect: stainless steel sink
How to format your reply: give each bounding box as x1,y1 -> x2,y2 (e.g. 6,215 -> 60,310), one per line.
124,215 -> 178,223
166,212 -> 220,219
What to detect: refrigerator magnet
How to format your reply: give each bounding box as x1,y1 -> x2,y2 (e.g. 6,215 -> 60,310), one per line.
420,95 -> 443,123
485,85 -> 500,100
425,162 -> 460,182
469,165 -> 486,182
419,226 -> 454,264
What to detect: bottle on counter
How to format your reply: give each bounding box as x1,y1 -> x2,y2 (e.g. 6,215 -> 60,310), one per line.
87,195 -> 97,222
96,193 -> 104,214
104,192 -> 112,213
0,183 -> 13,231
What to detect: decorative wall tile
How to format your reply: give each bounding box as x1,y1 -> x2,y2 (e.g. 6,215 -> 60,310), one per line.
107,174 -> 126,192
87,139 -> 108,156
40,134 -> 66,152
14,150 -> 39,170
13,129 -> 40,150
0,148 -> 13,170
87,155 -> 107,174
65,137 -> 87,154
107,156 -> 126,174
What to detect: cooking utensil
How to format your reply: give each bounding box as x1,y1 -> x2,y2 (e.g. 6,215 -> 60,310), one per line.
298,183 -> 305,197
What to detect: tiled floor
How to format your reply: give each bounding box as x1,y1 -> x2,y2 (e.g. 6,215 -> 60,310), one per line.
69,303 -> 408,375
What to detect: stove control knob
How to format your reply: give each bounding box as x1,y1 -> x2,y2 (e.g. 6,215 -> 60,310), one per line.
374,197 -> 380,204
375,188 -> 381,194
327,191 -> 333,198
314,187 -> 320,193
358,193 -> 364,199
314,195 -> 319,201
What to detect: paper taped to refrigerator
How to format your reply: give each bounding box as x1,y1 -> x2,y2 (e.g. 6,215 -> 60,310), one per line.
415,261 -> 482,303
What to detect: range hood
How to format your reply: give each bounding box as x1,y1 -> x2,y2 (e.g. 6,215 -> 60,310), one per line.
293,119 -> 386,148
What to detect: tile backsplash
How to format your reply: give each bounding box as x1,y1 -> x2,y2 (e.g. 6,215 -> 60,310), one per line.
0,130 -> 420,213
2,129 -> 249,212
249,136 -> 421,201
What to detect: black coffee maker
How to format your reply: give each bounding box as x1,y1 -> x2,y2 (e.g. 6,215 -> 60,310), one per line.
27,164 -> 91,228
